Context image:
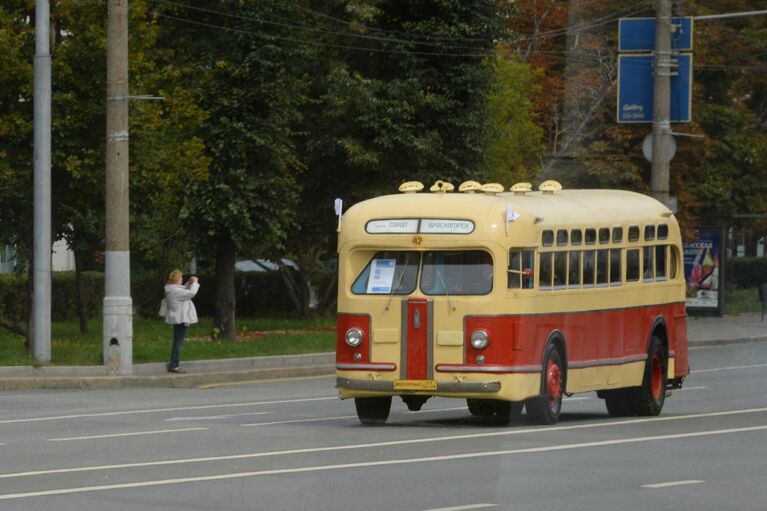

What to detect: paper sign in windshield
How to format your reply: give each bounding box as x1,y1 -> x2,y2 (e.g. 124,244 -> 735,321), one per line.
367,259 -> 396,293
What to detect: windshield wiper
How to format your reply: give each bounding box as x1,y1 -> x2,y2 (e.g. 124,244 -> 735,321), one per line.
435,268 -> 455,312
385,259 -> 409,311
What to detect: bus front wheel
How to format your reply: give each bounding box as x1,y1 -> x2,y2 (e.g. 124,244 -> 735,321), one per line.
526,345 -> 564,425
354,396 -> 392,425
637,336 -> 667,416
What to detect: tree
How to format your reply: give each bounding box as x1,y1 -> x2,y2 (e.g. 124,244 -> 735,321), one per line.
153,1 -> 314,338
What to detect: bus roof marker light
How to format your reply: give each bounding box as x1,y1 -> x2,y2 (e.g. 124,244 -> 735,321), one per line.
511,182 -> 533,195
480,183 -> 504,196
538,180 -> 563,194
459,180 -> 481,193
429,180 -> 454,193
399,181 -> 424,193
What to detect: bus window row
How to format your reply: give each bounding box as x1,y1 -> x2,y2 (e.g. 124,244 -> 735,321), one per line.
508,245 -> 677,290
541,224 -> 669,248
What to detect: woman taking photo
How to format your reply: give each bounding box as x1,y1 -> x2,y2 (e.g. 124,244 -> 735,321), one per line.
164,269 -> 199,373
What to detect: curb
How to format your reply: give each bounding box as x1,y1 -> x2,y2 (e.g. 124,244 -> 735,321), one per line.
0,353 -> 335,391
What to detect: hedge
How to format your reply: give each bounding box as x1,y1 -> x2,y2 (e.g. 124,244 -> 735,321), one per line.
0,270 -> 314,323
728,257 -> 767,289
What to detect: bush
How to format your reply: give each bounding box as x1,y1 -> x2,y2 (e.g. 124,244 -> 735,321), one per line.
0,271 -> 305,322
728,257 -> 767,289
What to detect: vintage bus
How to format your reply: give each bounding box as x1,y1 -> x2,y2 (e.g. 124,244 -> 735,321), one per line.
335,180 -> 689,425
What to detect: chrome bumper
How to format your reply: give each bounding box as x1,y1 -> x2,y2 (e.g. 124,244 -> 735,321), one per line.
336,377 -> 501,394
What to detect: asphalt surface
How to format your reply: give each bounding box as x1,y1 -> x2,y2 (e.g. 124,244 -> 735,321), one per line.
0,313 -> 764,390
0,341 -> 766,510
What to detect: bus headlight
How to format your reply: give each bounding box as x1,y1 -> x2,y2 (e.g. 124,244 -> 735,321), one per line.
470,330 -> 489,350
345,328 -> 364,348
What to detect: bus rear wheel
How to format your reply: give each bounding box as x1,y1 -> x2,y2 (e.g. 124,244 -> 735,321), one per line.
637,336 -> 667,416
526,345 -> 564,425
354,396 -> 392,425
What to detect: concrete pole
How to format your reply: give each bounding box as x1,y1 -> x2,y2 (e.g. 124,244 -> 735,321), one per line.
32,0 -> 52,362
104,0 -> 133,375
651,0 -> 672,208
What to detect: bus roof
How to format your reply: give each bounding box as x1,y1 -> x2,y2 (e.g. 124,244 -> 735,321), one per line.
339,188 -> 676,246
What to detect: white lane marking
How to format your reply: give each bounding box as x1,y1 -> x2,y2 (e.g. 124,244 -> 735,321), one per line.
241,415 -> 357,427
0,397 -> 336,425
199,375 -> 331,389
642,480 -> 704,489
423,504 -> 497,511
694,363 -> 767,374
678,386 -> 708,391
48,428 -> 207,442
3,406 -> 766,480
1,425 -> 764,501
164,412 -> 274,422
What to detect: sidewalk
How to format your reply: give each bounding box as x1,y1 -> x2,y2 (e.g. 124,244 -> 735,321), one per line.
1,314 -> 764,390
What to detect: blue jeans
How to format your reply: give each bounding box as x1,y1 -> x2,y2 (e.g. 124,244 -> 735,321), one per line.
169,324 -> 187,369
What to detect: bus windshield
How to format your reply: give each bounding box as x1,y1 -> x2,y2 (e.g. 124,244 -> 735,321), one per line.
421,250 -> 493,296
351,250 -> 493,296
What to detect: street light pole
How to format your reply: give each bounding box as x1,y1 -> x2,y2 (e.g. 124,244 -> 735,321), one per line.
104,0 -> 133,375
651,0 -> 672,208
32,0 -> 51,362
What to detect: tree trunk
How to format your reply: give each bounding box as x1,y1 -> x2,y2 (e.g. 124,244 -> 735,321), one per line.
278,263 -> 311,319
214,234 -> 236,340
317,272 -> 338,316
74,249 -> 88,333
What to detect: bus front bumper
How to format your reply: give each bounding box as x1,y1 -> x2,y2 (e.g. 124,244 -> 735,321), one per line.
336,377 -> 501,395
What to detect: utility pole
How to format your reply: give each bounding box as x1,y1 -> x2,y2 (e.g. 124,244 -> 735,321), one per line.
651,0 -> 672,208
104,0 -> 133,375
32,0 -> 52,362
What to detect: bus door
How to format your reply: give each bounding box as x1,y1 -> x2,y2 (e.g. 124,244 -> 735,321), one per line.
402,298 -> 432,380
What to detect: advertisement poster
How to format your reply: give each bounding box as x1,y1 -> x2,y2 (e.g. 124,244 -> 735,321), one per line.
683,228 -> 723,314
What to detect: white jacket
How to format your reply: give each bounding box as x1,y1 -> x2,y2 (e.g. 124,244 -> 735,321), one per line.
164,282 -> 200,325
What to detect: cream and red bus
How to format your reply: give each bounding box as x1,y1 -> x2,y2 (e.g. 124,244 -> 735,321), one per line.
335,180 -> 689,425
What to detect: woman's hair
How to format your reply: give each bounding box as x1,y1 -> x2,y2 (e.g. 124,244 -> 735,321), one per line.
167,269 -> 183,284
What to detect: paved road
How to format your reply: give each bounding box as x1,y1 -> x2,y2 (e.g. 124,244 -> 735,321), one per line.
1,342 -> 766,510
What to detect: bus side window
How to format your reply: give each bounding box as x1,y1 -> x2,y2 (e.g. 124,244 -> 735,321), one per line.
508,249 -> 535,289
626,249 -> 640,282
609,249 -> 621,286
554,252 -> 567,288
644,245 -> 655,281
583,250 -> 595,287
656,245 -> 667,280
568,251 -> 581,288
540,252 -> 553,290
597,249 -> 609,286
670,245 -> 679,279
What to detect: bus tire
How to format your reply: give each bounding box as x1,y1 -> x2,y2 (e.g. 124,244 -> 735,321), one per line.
467,399 -> 496,417
604,388 -> 638,417
354,396 -> 392,425
637,336 -> 667,416
526,344 -> 565,425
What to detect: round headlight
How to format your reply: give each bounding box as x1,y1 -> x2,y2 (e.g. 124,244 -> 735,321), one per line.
470,330 -> 489,350
345,327 -> 363,347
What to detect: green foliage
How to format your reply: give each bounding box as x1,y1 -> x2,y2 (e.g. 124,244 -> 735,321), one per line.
479,54 -> 544,184
728,257 -> 767,290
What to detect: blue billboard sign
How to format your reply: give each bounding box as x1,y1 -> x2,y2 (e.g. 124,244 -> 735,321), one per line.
619,17 -> 693,52
617,54 -> 692,123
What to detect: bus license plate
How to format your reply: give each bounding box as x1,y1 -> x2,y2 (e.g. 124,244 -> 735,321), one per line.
394,379 -> 437,391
